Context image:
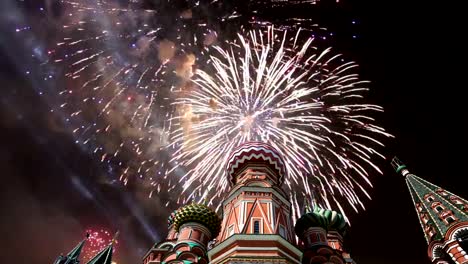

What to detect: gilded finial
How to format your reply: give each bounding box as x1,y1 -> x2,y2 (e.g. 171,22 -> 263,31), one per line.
111,231 -> 120,245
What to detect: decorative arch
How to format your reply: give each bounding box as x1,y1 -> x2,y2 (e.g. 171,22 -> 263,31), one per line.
428,241 -> 453,263
157,241 -> 175,250
431,244 -> 444,260
445,222 -> 468,241
190,245 -> 206,257
453,227 -> 468,254
454,228 -> 468,240
173,242 -> 192,253
177,251 -> 198,262
246,180 -> 270,187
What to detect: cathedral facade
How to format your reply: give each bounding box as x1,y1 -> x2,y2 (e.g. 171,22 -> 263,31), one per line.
53,144 -> 468,264
142,142 -> 355,264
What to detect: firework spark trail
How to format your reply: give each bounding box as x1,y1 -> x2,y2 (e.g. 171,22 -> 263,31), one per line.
51,1 -> 203,190
51,0 -> 284,190
170,27 -> 393,221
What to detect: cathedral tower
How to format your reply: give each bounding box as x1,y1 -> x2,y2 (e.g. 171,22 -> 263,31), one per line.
142,202 -> 221,264
54,234 -> 87,264
294,201 -> 356,264
86,242 -> 114,264
392,157 -> 468,264
208,142 -> 302,263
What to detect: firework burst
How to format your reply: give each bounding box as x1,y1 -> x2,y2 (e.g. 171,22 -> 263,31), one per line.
45,0 -> 387,220
170,27 -> 393,220
51,0 -> 232,191
83,228 -> 117,262
49,0 -> 329,205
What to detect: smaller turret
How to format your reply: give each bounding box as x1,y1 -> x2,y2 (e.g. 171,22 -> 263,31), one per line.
143,202 -> 221,264
86,232 -> 118,264
295,202 -> 355,264
209,142 -> 301,264
173,202 -> 222,239
54,233 -> 88,264
393,157 -> 468,264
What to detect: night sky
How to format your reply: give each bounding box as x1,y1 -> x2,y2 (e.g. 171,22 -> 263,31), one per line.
0,1 -> 467,264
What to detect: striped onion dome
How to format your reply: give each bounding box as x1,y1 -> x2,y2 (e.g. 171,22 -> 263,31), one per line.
173,203 -> 222,237
294,206 -> 347,236
226,142 -> 286,185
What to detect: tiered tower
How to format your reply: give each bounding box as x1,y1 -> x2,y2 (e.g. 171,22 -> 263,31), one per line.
54,235 -> 87,264
86,241 -> 115,264
142,203 -> 222,264
53,233 -> 116,264
392,157 -> 468,264
54,142 -> 360,264
294,201 -> 356,264
208,142 -> 302,263
142,142 -> 357,264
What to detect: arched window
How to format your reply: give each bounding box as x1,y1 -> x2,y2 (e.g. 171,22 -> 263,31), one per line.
425,194 -> 436,202
436,189 -> 448,196
446,216 -> 456,225
450,196 -> 465,205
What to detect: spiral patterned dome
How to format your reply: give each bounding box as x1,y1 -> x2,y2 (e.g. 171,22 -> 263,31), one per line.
226,142 -> 286,185
294,206 -> 347,237
173,203 -> 222,237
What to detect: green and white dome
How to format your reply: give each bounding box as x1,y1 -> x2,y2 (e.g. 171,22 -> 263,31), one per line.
294,206 -> 347,236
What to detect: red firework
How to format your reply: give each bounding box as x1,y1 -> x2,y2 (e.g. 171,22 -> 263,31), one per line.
82,228 -> 118,262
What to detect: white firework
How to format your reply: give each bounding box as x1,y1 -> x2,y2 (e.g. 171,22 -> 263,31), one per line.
169,27 -> 393,220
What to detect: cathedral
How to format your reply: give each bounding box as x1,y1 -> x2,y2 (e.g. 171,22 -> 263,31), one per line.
54,143 -> 468,264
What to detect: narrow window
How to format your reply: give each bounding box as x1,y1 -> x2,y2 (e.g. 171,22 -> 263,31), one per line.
253,220 -> 260,234
446,216 -> 456,225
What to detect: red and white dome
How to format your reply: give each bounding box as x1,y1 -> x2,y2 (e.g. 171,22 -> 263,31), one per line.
226,142 -> 286,185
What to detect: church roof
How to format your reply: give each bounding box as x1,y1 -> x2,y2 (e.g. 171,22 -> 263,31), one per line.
295,205 -> 347,237
86,243 -> 113,264
53,234 -> 88,264
392,157 -> 468,244
226,142 -> 286,185
173,202 -> 222,237
67,238 -> 86,261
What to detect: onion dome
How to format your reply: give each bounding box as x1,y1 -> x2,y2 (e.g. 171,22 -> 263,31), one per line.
173,203 -> 222,237
295,206 -> 347,237
226,142 -> 286,185
167,210 -> 177,227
